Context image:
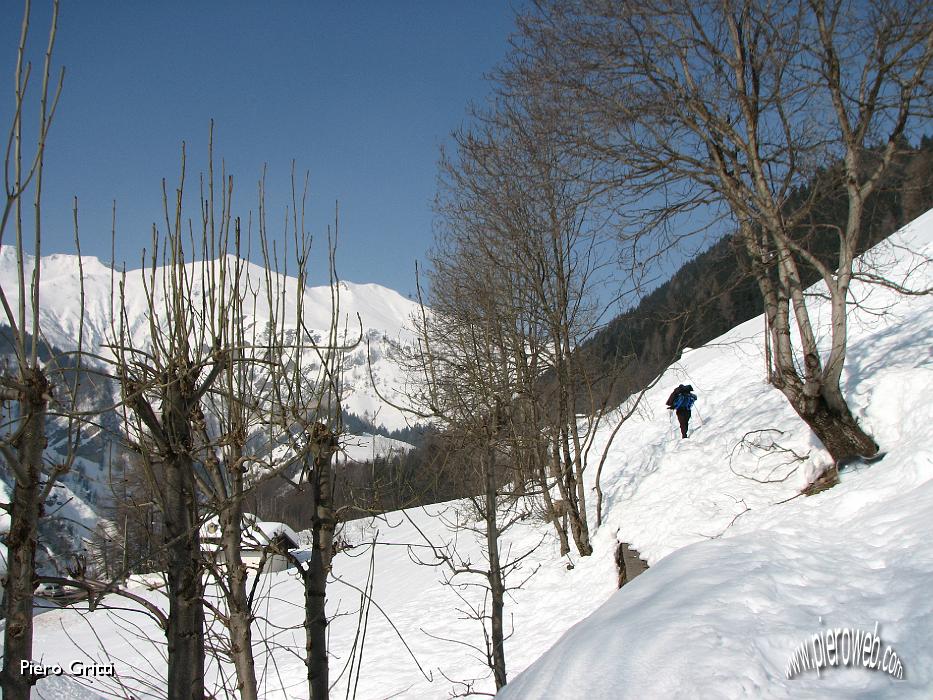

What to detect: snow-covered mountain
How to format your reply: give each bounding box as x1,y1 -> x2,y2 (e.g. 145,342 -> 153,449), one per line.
0,249 -> 421,573
0,248 -> 421,433
10,207 -> 933,699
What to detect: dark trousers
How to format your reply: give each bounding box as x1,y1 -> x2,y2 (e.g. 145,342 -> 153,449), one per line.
676,408 -> 691,438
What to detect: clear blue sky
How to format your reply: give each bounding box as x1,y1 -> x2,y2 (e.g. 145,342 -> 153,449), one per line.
1,1 -> 523,297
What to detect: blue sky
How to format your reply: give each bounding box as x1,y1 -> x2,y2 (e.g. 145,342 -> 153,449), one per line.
1,1 -> 523,297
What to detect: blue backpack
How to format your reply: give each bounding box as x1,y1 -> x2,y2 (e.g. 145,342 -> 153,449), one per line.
672,391 -> 696,410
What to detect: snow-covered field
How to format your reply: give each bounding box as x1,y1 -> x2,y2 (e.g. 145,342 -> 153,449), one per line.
10,208 -> 933,698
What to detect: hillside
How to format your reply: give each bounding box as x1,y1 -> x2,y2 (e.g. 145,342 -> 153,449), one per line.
13,204 -> 932,697
499,207 -> 933,697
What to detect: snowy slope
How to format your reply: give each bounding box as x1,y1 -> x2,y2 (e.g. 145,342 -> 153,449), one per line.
498,208 -> 933,698
7,209 -> 933,698
337,432 -> 414,464
0,249 -> 421,431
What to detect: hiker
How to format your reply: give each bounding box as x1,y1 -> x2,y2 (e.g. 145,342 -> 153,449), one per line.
666,384 -> 697,438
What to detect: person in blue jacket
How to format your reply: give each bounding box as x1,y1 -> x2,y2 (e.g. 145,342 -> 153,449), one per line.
666,384 -> 697,438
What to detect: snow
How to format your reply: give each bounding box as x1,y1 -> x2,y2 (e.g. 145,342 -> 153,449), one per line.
0,479 -> 9,536
337,432 -> 414,464
1,208 -> 931,698
249,518 -> 301,548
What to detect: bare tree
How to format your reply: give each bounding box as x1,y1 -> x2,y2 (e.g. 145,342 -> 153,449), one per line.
373,90 -> 637,688
290,421 -> 340,700
434,97 -> 624,557
192,168 -> 310,700
267,212 -> 355,700
103,141 -> 353,698
108,172 -> 224,696
104,142 -> 252,697
0,2 -> 79,697
386,122 -> 602,686
399,283 -> 528,692
194,222 -> 264,700
512,0 -> 933,488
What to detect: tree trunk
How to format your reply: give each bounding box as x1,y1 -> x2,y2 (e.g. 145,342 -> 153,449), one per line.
752,222 -> 879,487
560,429 -> 593,557
484,446 -> 507,690
569,427 -> 592,556
2,480 -> 40,700
304,533 -> 328,700
537,466 -> 569,556
219,495 -> 257,700
796,390 -> 879,463
779,383 -> 878,494
315,463 -> 336,576
305,423 -> 337,700
552,456 -> 590,557
1,370 -> 48,700
163,454 -> 206,699
564,491 -> 592,556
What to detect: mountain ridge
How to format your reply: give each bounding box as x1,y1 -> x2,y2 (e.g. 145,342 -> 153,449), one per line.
0,245 -> 421,432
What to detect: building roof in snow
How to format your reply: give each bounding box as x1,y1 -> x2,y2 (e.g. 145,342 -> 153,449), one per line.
200,513 -> 300,552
